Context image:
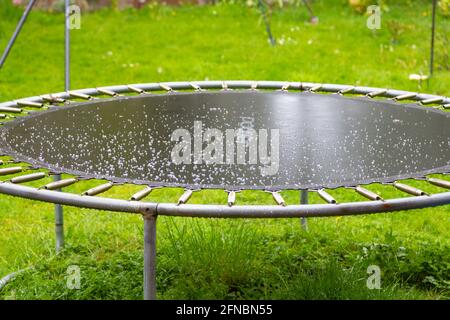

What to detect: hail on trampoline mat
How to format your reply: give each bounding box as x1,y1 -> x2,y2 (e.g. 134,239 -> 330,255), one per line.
0,90 -> 449,190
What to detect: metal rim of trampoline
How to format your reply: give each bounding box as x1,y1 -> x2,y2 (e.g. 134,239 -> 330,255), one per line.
0,80 -> 449,218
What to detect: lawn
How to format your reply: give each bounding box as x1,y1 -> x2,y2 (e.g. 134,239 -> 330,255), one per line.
0,0 -> 449,300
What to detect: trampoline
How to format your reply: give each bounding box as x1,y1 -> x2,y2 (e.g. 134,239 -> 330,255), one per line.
1,80 -> 450,300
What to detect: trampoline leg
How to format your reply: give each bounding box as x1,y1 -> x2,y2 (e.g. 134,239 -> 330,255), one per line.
55,204 -> 64,252
54,175 -> 64,253
300,190 -> 308,231
54,0 -> 70,254
429,0 -> 437,76
53,0 -> 71,254
143,213 -> 157,300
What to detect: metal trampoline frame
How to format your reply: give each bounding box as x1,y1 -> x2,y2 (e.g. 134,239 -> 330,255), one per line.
1,80 -> 450,300
1,0 -> 448,300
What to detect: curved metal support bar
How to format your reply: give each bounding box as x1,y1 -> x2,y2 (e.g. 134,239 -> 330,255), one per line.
0,183 -> 146,214
156,193 -> 450,218
1,182 -> 448,218
1,81 -> 449,109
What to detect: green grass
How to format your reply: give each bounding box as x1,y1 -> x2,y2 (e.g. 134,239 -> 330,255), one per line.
0,0 -> 449,300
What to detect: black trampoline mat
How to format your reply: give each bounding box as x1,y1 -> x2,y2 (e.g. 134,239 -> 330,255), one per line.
0,91 -> 449,190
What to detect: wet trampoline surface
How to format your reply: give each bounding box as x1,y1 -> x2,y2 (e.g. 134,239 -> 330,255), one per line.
0,91 -> 449,190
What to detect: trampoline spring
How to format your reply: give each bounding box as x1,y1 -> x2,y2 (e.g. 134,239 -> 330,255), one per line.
393,92 -> 417,101
0,106 -> 22,113
10,172 -> 46,184
0,166 -> 22,176
317,189 -> 337,204
250,82 -> 258,90
221,82 -> 229,91
190,83 -> 202,91
16,100 -> 44,108
42,178 -> 78,190
97,88 -> 120,97
131,186 -> 153,201
159,84 -> 173,92
420,97 -> 443,105
69,91 -> 92,100
281,84 -> 290,91
308,84 -> 322,92
367,89 -> 388,98
41,95 -> 65,104
178,189 -> 194,205
271,192 -> 286,206
393,182 -> 429,196
355,186 -> 383,201
128,85 -> 145,94
338,86 -> 354,95
426,177 -> 450,189
82,182 -> 114,196
227,191 -> 236,207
